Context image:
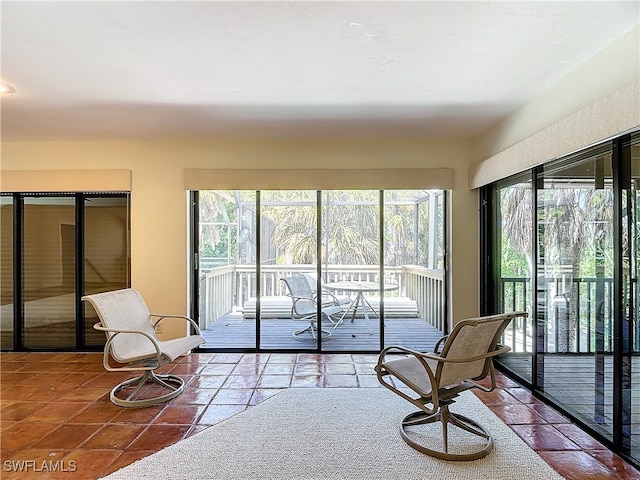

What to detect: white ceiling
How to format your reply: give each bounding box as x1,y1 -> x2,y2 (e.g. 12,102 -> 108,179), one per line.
1,1 -> 638,141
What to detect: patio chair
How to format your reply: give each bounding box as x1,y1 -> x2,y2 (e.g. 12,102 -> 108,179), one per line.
302,272 -> 351,307
281,275 -> 344,340
375,311 -> 528,461
82,288 -> 205,408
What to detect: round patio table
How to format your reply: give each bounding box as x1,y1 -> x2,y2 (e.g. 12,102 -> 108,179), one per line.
323,281 -> 399,332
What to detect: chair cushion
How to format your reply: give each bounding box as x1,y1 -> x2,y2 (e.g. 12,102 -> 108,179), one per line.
381,355 -> 438,397
84,288 -> 204,364
159,335 -> 206,362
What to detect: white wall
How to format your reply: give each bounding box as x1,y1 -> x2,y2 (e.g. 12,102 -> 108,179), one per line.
1,138 -> 477,338
471,26 -> 640,187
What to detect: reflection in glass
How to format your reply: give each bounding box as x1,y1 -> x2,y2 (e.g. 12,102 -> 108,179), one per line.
1,195 -> 13,350
494,178 -> 534,382
627,138 -> 640,460
83,196 -> 130,347
22,196 -> 77,349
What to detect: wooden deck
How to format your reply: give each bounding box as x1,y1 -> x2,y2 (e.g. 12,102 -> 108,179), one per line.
200,312 -> 443,351
241,296 -> 419,319
498,353 -> 640,447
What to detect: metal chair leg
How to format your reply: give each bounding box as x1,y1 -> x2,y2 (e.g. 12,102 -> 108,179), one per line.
110,370 -> 185,408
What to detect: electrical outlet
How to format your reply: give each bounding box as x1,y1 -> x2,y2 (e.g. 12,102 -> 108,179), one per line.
155,322 -> 163,334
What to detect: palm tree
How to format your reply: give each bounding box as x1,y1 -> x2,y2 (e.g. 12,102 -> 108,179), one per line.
501,182 -> 614,352
200,189 -> 443,275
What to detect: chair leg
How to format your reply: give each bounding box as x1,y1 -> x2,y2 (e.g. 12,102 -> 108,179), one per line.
400,405 -> 493,461
292,321 -> 332,341
110,370 -> 185,408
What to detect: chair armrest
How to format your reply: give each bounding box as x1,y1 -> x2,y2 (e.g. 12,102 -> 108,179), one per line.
290,296 -> 319,307
315,290 -> 341,306
93,323 -> 163,371
376,345 -> 440,408
377,343 -> 511,402
379,343 -> 511,365
379,345 -> 442,364
150,313 -> 202,335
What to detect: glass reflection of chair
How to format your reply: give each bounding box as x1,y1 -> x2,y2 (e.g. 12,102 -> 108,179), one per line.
281,275 -> 344,340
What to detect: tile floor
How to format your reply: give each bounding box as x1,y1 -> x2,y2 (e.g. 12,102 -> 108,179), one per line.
1,351 -> 639,480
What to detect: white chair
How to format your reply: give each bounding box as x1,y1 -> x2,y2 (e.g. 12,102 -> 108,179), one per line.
302,272 -> 351,307
82,288 -> 205,408
281,275 -> 344,340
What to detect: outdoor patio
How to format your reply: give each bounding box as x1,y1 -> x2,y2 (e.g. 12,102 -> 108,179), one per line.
200,312 -> 444,351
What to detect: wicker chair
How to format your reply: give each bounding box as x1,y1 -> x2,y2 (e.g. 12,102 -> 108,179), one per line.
83,288 -> 205,408
376,311 -> 528,460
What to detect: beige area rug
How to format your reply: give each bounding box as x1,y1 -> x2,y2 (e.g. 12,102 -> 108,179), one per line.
102,388 -> 565,480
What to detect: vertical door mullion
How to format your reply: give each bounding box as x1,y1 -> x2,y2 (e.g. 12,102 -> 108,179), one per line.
316,190 -> 322,351
75,193 -> 84,348
379,190 -> 384,351
612,136 -> 623,449
443,191 -> 449,335
13,194 -> 23,350
533,166 -> 544,391
612,134 -> 632,452
191,192 -> 201,333
256,191 -> 261,351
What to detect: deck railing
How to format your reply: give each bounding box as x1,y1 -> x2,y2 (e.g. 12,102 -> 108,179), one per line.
200,264 -> 445,331
403,265 -> 446,333
499,276 -> 640,354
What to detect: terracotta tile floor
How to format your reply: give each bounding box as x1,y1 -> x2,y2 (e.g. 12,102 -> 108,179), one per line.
1,351 -> 640,480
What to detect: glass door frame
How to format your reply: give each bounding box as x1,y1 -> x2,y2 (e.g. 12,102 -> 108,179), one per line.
2,191 -> 131,352
480,131 -> 638,465
190,189 -> 449,354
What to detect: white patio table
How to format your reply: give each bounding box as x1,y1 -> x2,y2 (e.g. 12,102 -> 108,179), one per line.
323,281 -> 399,333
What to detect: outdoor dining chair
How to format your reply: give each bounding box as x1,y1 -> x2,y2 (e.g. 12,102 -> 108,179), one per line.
281,275 -> 345,340
302,272 -> 351,307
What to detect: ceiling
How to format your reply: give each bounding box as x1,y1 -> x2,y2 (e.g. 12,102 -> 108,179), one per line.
1,1 -> 638,142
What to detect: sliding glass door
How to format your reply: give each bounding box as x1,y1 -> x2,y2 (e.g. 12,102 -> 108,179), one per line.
537,147 -> 615,441
260,190 -> 318,350
483,131 -> 640,466
1,192 -> 130,351
193,189 -> 447,353
321,190 -> 381,351
0,196 -> 14,350
491,175 -> 534,382
22,196 -> 78,348
83,195 -> 131,347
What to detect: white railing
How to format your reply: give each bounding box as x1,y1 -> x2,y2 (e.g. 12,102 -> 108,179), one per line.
200,265 -> 235,330
200,264 -> 446,332
403,265 -> 446,333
